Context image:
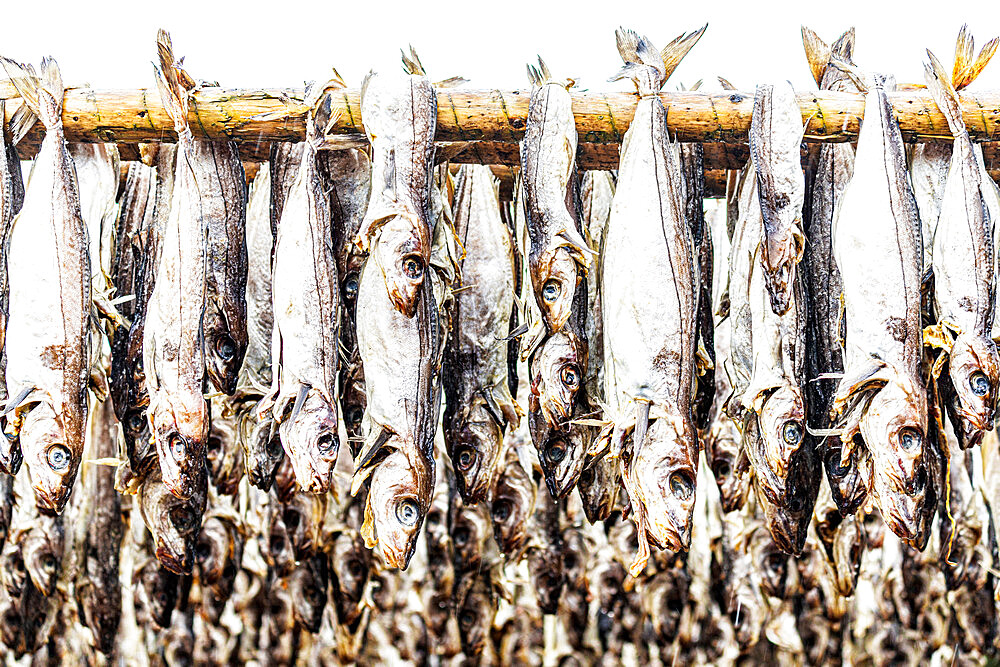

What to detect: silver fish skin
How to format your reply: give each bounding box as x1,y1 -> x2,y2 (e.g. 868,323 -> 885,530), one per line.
749,82 -> 805,316
832,73 -> 927,543
443,165 -> 518,503
801,28 -> 864,516
356,55 -> 437,318
520,59 -> 591,336
1,57 -> 90,515
0,98 -> 25,475
264,82 -> 342,495
925,51 -> 999,447
69,143 -> 119,304
602,28 -> 702,576
144,34 -> 210,500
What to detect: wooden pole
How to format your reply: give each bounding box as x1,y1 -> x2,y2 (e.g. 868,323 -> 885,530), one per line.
5,86 -> 1000,148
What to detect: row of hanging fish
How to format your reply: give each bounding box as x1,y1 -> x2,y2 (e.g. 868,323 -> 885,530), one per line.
0,21 -> 998,665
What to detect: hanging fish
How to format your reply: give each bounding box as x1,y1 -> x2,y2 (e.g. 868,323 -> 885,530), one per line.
601,26 -> 706,575
489,447 -> 535,558
1,56 -> 90,514
137,458 -> 207,574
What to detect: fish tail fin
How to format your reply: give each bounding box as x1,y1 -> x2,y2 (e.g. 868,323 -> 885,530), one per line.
154,29 -> 191,137
659,24 -> 707,84
951,24 -> 998,90
401,46 -> 426,76
925,49 -> 967,138
717,76 -> 737,91
801,26 -> 831,87
609,28 -> 665,95
829,56 -> 868,93
304,75 -> 345,143
8,98 -> 37,144
1,58 -> 62,131
831,27 -> 856,62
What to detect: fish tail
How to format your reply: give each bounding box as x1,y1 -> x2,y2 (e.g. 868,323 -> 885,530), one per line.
609,28 -> 664,95
717,76 -> 737,91
924,50 -> 967,139
8,96 -> 37,144
1,57 -> 62,131
154,29 -> 190,136
801,26 -> 831,87
659,24 -> 708,84
951,24 -> 998,90
401,46 -> 426,76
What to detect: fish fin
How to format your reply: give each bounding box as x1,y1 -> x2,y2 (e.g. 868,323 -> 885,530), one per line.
434,76 -> 468,89
480,389 -> 506,428
557,224 -> 597,265
9,101 -> 37,145
1,57 -> 62,131
962,35 -> 999,90
153,30 -> 190,135
717,76 -> 737,91
401,46 -> 426,76
829,56 -> 868,93
801,26 -> 832,87
289,383 -> 311,425
361,496 -> 378,549
924,49 -> 967,139
351,428 -> 394,496
687,79 -> 703,91
632,400 -> 651,462
949,25 -> 996,90
2,385 -> 35,416
610,28 -> 665,94
659,24 -> 708,85
830,28 -> 856,63
832,358 -> 889,416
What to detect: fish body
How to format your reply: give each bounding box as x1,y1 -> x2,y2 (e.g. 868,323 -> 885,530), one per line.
0,99 -> 24,476
443,165 -> 518,502
602,28 -> 703,574
832,74 -> 928,543
2,57 -> 90,514
138,459 -> 207,574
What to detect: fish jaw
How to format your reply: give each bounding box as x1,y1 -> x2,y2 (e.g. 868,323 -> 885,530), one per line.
150,394 -> 208,500
372,214 -> 430,318
20,403 -> 79,515
626,416 -> 697,553
366,447 -> 430,570
947,333 -> 1000,437
444,402 -> 503,504
577,458 -> 618,523
278,390 -> 339,495
531,246 -> 578,334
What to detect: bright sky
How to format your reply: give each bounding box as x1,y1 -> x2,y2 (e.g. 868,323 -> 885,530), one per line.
3,1 -> 998,95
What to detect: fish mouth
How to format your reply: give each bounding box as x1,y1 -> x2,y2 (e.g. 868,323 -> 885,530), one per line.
878,498 -> 919,541
246,461 -> 275,491
31,482 -> 72,516
379,539 -> 417,570
206,361 -> 239,396
155,545 -> 192,575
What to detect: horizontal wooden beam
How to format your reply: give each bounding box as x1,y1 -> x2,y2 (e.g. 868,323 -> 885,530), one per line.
5,86 -> 1000,150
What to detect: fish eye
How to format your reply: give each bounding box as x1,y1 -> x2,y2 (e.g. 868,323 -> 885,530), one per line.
426,510 -> 442,525
169,435 -> 186,459
46,444 -> 70,472
401,255 -> 424,280
970,371 -> 991,397
283,509 -> 300,532
546,440 -> 567,463
344,273 -> 360,300
269,535 -> 285,556
459,609 -> 476,628
456,446 -> 476,472
396,499 -> 420,526
170,508 -> 196,533
787,493 -> 805,514
348,407 -> 364,428
713,459 -> 731,479
899,428 -> 921,451
207,436 -> 223,453
305,585 -> 322,603
41,554 -> 56,572
492,500 -> 512,522
126,411 -> 146,434
781,421 -> 802,446
216,336 -> 237,361
317,433 -> 337,454
346,560 -> 364,578
564,552 -> 578,571
266,435 -> 283,459
453,526 -> 470,546
764,552 -> 785,574
542,280 -> 561,303
196,541 -> 211,561
560,365 -> 580,389
668,471 -> 694,501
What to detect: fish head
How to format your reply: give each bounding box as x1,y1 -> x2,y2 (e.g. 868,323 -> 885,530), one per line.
365,447 -> 432,569
278,389 -> 340,495
530,331 -> 585,425
330,531 -> 369,618
831,514 -> 864,596
527,540 -> 564,615
150,397 -> 209,501
758,222 -> 803,316
1,544 -> 26,597
577,458 -> 618,524
162,620 -> 194,667
20,517 -> 63,597
0,428 -> 22,476
489,454 -> 535,557
860,381 -> 928,542
755,384 -> 806,487
121,406 -> 155,473
133,559 -> 179,627
289,554 -> 328,632
705,418 -> 749,513
631,416 -> 697,552
75,577 -> 119,655
456,574 -> 497,659
450,502 -> 490,572
822,437 -> 868,515
206,416 -> 243,496
242,416 -> 283,491
20,403 -> 80,514
204,309 -> 247,396
0,594 -> 19,649
264,504 -> 295,576
282,495 -> 320,560
194,515 -> 231,589
533,422 -> 587,499
373,213 -> 431,318
273,455 -> 298,503
139,463 -> 208,575
446,400 -> 503,504
340,362 -> 367,452
750,529 -> 791,599
532,245 -> 580,334
561,528 -> 589,588
947,333 -> 1000,442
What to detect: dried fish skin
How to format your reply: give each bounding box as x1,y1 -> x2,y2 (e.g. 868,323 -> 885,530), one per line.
289,553 -> 327,632
138,459 -> 208,575
924,51 -> 999,446
265,85 -> 343,495
443,165 -> 518,503
603,29 -> 701,574
357,63 -> 436,318
529,329 -> 586,428
520,60 -> 590,335
833,74 -> 927,542
577,454 -> 619,524
749,82 -> 805,316
144,35 -> 211,500
489,447 -> 535,557
1,57 -> 90,514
